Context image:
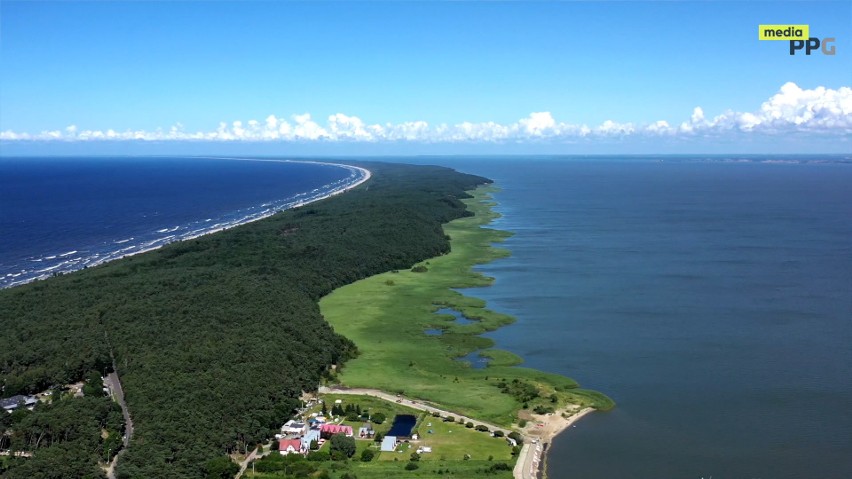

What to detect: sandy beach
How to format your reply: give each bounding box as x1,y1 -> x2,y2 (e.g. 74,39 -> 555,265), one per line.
6,159 -> 371,288
90,159 -> 372,264
514,406 -> 595,479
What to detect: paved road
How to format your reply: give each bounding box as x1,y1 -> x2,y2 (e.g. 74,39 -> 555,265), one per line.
104,370 -> 133,479
513,441 -> 546,479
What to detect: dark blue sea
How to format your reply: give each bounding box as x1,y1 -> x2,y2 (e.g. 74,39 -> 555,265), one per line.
0,157 -> 364,288
2,155 -> 850,478
429,156 -> 851,479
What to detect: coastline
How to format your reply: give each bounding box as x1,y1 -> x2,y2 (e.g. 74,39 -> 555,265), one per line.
2,158 -> 371,289
319,184 -> 611,478
469,190 -> 597,478
528,408 -> 595,479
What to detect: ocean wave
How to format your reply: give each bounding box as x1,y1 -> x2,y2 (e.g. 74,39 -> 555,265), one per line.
1,161 -> 369,289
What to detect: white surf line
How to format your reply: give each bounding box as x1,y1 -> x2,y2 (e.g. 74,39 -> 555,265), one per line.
82,158 -> 371,265
3,159 -> 371,289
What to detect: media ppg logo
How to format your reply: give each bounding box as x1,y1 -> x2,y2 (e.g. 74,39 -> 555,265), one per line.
758,24 -> 836,56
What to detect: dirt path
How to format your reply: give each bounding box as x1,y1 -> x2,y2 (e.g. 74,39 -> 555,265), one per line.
318,386 -> 593,479
104,370 -> 133,479
318,386 -> 515,437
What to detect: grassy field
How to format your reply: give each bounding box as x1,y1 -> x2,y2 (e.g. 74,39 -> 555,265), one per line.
305,394 -> 512,462
320,186 -> 613,427
249,393 -> 515,479
245,460 -> 514,479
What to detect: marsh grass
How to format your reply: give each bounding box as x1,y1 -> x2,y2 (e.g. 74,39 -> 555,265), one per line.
320,187 -> 613,427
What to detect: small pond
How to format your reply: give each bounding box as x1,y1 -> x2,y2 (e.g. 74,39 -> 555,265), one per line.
387,414 -> 417,437
455,351 -> 489,369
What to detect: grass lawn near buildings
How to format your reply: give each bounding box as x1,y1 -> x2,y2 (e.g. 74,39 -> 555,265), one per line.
304,394 -> 512,463
245,460 -> 513,479
379,413 -> 514,463
319,186 -> 613,427
252,392 -> 515,479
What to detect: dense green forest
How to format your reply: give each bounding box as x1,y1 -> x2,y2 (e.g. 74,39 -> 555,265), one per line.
0,162 -> 490,478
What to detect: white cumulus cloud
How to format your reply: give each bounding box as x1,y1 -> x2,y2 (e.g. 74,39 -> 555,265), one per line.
1,83 -> 849,143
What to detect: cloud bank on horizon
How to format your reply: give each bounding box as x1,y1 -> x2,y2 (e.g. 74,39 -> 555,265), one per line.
2,83 -> 849,143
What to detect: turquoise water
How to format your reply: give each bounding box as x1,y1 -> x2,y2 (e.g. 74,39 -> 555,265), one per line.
439,157 -> 852,479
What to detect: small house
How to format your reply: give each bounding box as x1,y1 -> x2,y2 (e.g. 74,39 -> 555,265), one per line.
301,429 -> 321,451
358,423 -> 374,438
380,435 -> 398,452
278,439 -> 302,455
0,395 -> 37,413
281,420 -> 307,436
320,423 -> 353,438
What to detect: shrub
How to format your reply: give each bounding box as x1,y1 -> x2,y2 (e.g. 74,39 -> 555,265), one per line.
307,451 -> 330,462
330,434 -> 356,459
411,265 -> 428,273
465,422 -> 474,428
371,412 -> 386,424
475,425 -> 489,432
203,456 -> 239,478
405,462 -> 419,471
492,430 -> 504,438
360,449 -> 375,462
533,405 -> 554,415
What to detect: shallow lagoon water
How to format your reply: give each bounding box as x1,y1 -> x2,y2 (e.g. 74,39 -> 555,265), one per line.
438,157 -> 852,479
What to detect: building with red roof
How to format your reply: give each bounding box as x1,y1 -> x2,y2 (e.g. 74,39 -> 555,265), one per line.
278,438 -> 303,455
319,423 -> 353,438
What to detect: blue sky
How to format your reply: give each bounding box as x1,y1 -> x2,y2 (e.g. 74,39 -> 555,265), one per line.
1,1 -> 850,154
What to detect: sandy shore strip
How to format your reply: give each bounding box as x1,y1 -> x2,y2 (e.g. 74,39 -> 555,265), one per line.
514,407 -> 595,479
6,159 -> 371,289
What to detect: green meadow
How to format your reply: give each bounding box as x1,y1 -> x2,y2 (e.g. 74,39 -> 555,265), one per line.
246,460 -> 514,479
320,394 -> 512,462
320,187 -> 613,427
248,393 -> 515,479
